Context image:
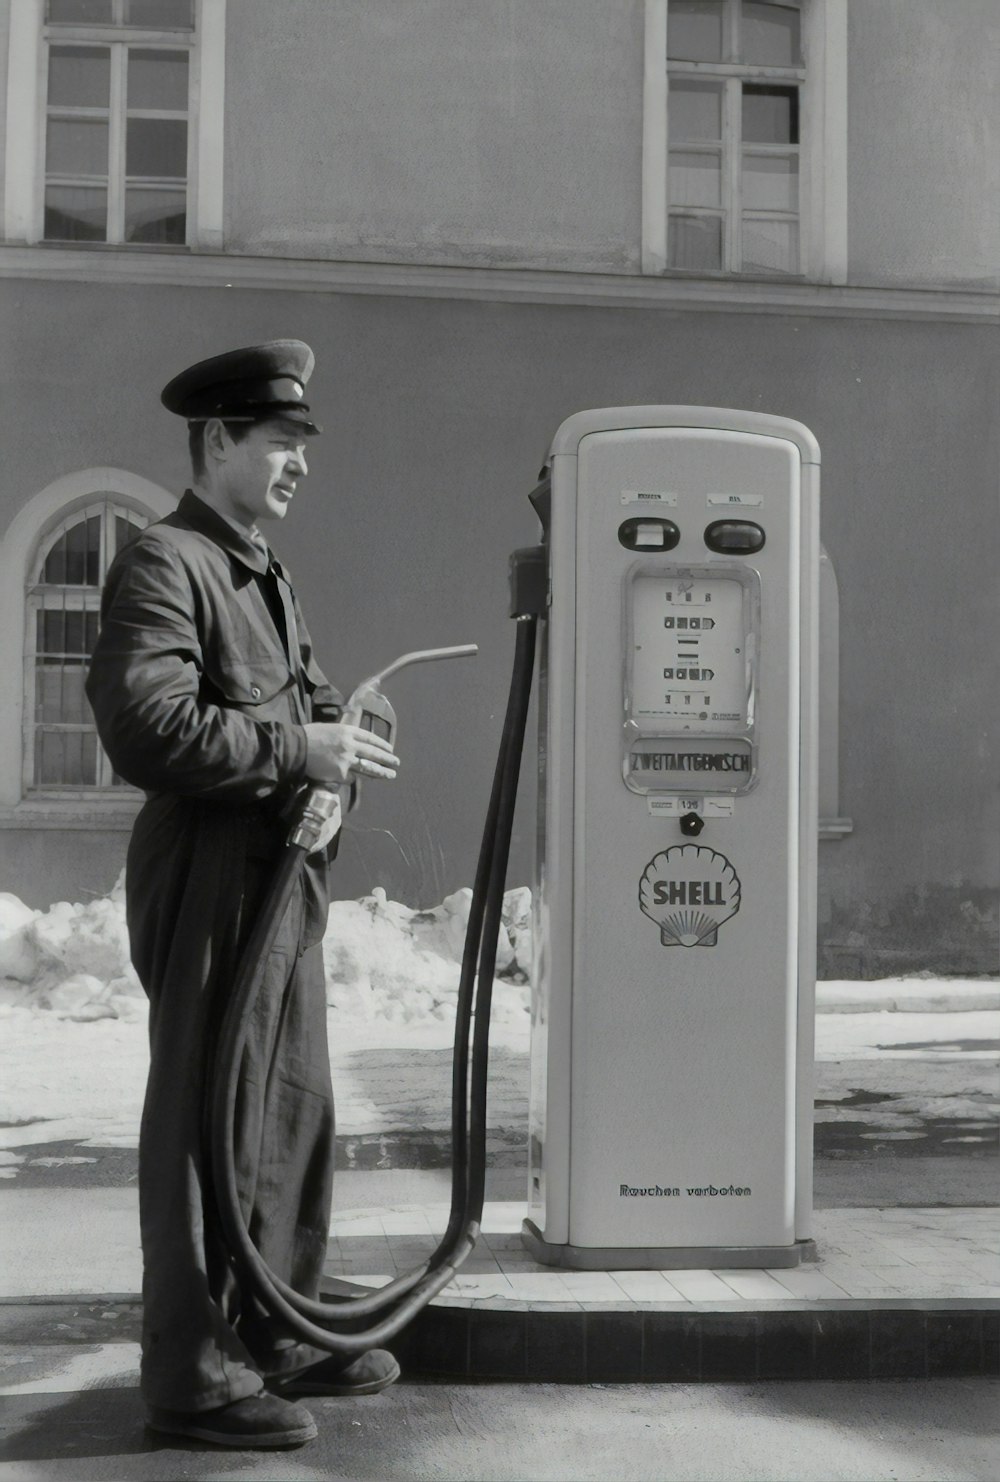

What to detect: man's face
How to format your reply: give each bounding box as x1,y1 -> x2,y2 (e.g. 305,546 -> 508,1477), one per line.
221,419 -> 309,526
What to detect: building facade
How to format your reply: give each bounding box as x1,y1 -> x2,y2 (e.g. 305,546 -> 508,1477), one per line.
0,0 -> 997,974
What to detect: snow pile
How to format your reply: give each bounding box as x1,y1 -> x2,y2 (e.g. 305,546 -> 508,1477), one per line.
0,881 -> 142,1022
0,878 -> 533,1027
323,885 -> 531,1025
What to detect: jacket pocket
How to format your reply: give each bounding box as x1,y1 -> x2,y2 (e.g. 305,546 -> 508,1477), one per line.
201,652 -> 295,717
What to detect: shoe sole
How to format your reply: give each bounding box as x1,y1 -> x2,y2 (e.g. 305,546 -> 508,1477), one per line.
280,1358 -> 401,1398
146,1416 -> 318,1448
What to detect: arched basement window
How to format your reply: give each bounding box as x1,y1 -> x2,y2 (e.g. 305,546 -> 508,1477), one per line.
24,499 -> 149,791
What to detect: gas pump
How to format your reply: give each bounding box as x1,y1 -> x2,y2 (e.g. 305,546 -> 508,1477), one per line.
523,407 -> 820,1270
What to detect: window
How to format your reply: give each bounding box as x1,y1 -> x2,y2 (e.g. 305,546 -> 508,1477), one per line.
643,0 -> 847,282
667,0 -> 802,274
24,499 -> 149,790
3,0 -> 224,249
42,0 -> 194,244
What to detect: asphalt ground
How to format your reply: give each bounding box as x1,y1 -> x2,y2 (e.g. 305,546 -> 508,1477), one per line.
3,1008 -> 996,1207
1,1364 -> 998,1481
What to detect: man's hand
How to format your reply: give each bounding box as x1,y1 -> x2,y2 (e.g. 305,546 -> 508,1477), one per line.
303,722 -> 400,784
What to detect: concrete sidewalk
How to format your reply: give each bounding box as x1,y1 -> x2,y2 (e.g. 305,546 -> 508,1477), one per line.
0,1184 -> 996,1383
3,1181 -> 997,1307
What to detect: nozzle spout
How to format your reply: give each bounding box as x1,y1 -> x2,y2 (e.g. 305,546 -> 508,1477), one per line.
363,644 -> 479,689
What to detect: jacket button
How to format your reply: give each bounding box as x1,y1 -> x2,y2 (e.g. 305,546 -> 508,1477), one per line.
250,685 -> 261,699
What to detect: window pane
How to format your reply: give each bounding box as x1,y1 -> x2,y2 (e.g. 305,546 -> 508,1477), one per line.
46,117 -> 109,176
125,0 -> 195,27
669,80 -> 723,143
48,45 -> 111,108
743,153 -> 798,210
742,85 -> 799,144
37,731 -> 66,786
37,666 -> 89,723
128,49 -> 189,110
668,0 -> 723,62
66,521 -> 87,584
47,0 -> 113,23
115,514 -> 143,553
45,184 -> 108,239
669,213 -> 722,270
87,514 -> 102,584
669,151 -> 722,207
40,517 -> 101,585
42,537 -> 66,584
37,729 -> 97,786
37,669 -> 61,724
125,187 -> 186,242
743,216 -> 799,274
742,2 -> 800,66
126,116 -> 187,177
39,608 -> 63,652
65,610 -> 89,654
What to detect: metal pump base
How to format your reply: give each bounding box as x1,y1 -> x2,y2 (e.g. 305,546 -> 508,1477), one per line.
521,1219 -> 817,1270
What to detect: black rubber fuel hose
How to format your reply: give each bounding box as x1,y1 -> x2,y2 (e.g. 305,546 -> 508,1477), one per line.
207,616 -> 537,1350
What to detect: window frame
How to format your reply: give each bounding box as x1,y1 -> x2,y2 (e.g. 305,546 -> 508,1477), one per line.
3,0 -> 226,249
43,24 -> 194,247
23,497 -> 149,795
643,0 -> 848,283
0,469 -> 174,823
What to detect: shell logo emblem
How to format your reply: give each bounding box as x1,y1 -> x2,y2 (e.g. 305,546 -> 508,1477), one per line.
639,845 -> 741,948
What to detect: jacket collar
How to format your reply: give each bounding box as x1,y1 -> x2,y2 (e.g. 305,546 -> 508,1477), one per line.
177,489 -> 271,575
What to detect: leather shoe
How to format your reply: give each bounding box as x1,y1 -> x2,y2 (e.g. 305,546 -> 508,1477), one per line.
146,1392 -> 317,1448
277,1348 -> 401,1397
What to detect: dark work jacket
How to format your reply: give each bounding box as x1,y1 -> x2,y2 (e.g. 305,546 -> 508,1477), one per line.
86,489 -> 343,809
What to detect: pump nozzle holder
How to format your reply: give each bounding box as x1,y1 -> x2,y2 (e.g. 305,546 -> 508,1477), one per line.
509,547 -> 548,619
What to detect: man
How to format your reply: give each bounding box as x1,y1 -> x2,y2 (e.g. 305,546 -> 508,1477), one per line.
86,341 -> 401,1449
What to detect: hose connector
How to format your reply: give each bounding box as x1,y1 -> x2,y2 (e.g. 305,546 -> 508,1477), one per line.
289,787 -> 342,852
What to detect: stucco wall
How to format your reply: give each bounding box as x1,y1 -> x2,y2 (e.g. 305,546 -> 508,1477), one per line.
221,0 -> 1000,288
847,0 -> 1000,290
223,0 -> 643,271
0,279 -> 996,973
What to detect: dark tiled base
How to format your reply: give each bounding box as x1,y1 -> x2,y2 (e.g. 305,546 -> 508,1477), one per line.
394,1304 -> 1000,1383
6,1298 -> 996,1385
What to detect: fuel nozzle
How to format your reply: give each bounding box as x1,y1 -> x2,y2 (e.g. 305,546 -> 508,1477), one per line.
343,645 -> 479,747
291,645 -> 478,852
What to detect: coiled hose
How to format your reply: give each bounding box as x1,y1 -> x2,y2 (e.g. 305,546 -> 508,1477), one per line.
208,615 -> 537,1353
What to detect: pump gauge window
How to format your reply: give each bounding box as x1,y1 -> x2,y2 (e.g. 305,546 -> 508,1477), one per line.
624,565 -> 759,794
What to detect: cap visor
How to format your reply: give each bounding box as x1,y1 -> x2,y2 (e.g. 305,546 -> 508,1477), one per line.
264,411 -> 322,436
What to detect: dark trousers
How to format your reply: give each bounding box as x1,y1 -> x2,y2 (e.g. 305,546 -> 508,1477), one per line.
127,795 -> 334,1412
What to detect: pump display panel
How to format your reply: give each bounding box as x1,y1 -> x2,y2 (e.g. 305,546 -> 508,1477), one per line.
623,563 -> 760,794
